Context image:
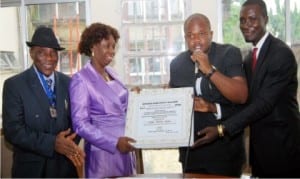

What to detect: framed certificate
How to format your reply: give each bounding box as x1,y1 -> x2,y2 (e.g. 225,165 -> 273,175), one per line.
125,87 -> 194,149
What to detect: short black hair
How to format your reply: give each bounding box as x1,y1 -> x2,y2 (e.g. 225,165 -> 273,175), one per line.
242,0 -> 268,17
184,13 -> 211,34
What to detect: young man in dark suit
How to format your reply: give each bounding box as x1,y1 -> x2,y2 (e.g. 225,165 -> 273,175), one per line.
169,13 -> 248,177
2,26 -> 85,178
194,0 -> 300,177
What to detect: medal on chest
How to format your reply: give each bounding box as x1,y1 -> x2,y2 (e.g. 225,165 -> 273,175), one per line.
50,106 -> 57,118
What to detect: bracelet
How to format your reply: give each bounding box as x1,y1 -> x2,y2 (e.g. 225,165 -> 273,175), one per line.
217,124 -> 224,137
206,65 -> 217,79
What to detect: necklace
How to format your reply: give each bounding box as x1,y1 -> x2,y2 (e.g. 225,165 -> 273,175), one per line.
102,73 -> 110,81
91,62 -> 110,81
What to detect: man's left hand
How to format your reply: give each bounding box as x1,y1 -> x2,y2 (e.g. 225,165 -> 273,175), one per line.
192,126 -> 219,148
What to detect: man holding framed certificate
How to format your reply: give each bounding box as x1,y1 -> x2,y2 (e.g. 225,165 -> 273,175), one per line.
169,13 -> 248,177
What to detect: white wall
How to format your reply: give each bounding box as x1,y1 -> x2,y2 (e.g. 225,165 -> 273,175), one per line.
189,0 -> 219,42
0,7 -> 20,56
0,7 -> 21,129
89,0 -> 125,80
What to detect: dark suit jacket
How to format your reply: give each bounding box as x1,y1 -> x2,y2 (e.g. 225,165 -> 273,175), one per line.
169,42 -> 246,176
224,34 -> 300,177
2,66 -> 78,178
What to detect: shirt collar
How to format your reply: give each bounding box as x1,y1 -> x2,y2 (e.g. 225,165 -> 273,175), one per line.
254,32 -> 269,50
33,65 -> 54,79
33,65 -> 55,89
253,32 -> 269,58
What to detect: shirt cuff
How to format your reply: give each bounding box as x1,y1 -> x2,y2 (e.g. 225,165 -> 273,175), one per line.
214,103 -> 222,120
195,77 -> 202,96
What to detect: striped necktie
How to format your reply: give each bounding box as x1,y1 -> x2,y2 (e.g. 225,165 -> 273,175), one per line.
46,78 -> 52,90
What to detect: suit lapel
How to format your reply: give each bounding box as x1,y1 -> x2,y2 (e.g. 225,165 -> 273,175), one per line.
29,67 -> 68,122
244,52 -> 253,83
250,34 -> 272,93
84,63 -> 124,112
28,67 -> 51,116
254,35 -> 272,73
54,72 -> 68,122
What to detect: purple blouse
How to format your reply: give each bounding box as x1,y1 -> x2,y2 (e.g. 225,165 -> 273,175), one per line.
69,61 -> 136,178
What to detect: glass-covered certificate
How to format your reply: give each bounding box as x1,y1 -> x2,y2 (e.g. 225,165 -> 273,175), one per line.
125,87 -> 194,149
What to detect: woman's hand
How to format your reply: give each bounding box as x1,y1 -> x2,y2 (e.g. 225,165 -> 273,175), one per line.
130,86 -> 141,93
117,136 -> 136,153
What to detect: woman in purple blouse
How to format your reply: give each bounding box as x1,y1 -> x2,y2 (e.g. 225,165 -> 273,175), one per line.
69,23 -> 136,178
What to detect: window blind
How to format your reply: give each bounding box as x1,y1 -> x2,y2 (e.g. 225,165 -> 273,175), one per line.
0,0 -> 21,7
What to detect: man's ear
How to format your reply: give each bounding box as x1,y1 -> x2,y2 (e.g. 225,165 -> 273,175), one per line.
29,47 -> 35,59
209,30 -> 213,41
264,15 -> 269,25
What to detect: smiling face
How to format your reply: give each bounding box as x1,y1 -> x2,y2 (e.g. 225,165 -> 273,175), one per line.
92,35 -> 116,68
185,16 -> 213,53
30,46 -> 58,76
239,4 -> 268,46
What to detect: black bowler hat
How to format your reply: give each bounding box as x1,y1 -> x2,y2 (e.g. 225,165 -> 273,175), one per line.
26,26 -> 65,51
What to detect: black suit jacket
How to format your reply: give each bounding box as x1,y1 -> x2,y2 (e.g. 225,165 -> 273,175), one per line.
224,34 -> 300,176
169,42 -> 246,176
2,66 -> 78,178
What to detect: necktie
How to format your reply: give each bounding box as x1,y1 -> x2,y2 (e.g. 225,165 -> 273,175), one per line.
46,79 -> 52,90
252,48 -> 258,71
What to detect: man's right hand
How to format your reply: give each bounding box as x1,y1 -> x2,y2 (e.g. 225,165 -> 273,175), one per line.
194,96 -> 216,113
192,126 -> 219,148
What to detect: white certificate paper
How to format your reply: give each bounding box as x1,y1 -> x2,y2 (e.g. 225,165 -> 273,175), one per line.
125,87 -> 194,149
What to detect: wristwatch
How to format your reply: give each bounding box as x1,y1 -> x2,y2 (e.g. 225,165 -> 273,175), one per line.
206,65 -> 217,79
217,124 -> 225,137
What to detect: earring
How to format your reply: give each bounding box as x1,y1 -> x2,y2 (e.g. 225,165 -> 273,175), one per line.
91,51 -> 94,57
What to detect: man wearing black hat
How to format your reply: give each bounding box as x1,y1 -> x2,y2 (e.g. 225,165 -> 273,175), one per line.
2,26 -> 85,178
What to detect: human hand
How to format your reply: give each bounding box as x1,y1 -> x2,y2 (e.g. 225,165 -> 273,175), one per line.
192,126 -> 219,148
190,46 -> 202,63
55,128 -> 85,167
117,136 -> 136,153
66,145 -> 85,167
161,84 -> 169,89
194,97 -> 216,113
65,130 -> 77,140
130,86 -> 141,94
55,128 -> 75,156
66,146 -> 85,179
190,50 -> 211,74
